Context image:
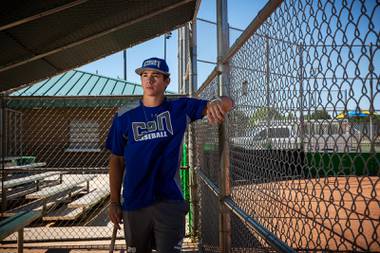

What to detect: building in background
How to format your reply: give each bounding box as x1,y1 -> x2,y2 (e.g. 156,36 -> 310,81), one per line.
7,70 -> 175,167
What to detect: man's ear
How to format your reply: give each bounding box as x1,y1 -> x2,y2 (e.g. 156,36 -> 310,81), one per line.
165,77 -> 170,87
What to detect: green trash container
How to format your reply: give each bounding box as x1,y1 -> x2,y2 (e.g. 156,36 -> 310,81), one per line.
16,156 -> 36,165
180,143 -> 192,234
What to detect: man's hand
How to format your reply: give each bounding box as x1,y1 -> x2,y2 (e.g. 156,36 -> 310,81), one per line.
109,202 -> 122,230
205,96 -> 234,124
108,154 -> 124,230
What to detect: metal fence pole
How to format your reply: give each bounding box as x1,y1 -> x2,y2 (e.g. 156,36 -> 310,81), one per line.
188,20 -> 200,240
368,43 -> 374,153
217,0 -> 231,252
178,27 -> 184,94
184,25 -> 190,95
123,49 -> 127,81
19,112 -> 23,156
297,44 -> 305,150
265,36 -> 270,141
1,94 -> 7,212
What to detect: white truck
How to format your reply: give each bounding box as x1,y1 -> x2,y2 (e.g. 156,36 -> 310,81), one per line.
230,120 -> 359,152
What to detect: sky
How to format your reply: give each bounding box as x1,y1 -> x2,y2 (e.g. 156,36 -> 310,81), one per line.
77,0 -> 378,114
78,0 -> 269,93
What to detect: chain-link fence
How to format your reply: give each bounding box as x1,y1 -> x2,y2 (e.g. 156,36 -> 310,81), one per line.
1,0 -> 379,252
0,108 -> 22,158
0,96 -> 128,245
1,93 -> 196,251
0,94 -> 195,250
193,0 -> 379,252
195,75 -> 220,188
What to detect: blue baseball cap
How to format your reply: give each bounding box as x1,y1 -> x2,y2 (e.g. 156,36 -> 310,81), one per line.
135,57 -> 170,76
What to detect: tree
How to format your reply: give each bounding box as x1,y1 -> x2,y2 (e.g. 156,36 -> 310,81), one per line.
229,110 -> 251,136
230,110 -> 250,126
306,109 -> 331,120
249,107 -> 284,125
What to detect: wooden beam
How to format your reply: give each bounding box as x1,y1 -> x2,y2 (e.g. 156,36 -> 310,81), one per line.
0,0 -> 89,32
0,0 -> 194,73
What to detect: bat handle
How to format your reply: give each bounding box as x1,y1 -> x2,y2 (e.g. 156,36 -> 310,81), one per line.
109,224 -> 118,253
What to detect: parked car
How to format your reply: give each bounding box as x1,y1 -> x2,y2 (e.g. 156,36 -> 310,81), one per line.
230,124 -> 301,150
230,120 -> 362,152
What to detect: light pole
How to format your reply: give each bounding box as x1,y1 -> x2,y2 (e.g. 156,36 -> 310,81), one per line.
164,32 -> 172,60
123,49 -> 127,80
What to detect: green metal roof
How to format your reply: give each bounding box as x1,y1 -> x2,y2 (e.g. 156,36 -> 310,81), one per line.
10,69 -> 147,96
7,69 -> 177,108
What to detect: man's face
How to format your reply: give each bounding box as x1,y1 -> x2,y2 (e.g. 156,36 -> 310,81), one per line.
141,70 -> 170,97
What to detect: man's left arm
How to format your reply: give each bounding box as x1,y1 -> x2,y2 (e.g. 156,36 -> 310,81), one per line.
203,96 -> 234,124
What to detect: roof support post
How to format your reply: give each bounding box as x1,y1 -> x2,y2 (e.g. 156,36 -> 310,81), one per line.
188,19 -> 199,240
184,25 -> 190,95
178,27 -> 184,94
217,0 -> 231,252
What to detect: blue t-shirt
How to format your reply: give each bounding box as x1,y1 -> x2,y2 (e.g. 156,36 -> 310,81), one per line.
106,97 -> 208,211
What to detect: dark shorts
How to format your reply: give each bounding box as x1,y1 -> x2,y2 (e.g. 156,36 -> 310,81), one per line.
122,200 -> 189,253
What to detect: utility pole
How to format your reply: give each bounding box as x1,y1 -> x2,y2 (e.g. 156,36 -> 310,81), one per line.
164,32 -> 172,60
123,49 -> 127,80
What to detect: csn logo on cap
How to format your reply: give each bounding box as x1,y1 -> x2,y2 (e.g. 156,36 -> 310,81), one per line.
135,57 -> 170,76
143,59 -> 161,68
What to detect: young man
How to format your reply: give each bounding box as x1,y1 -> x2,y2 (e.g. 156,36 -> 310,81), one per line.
106,57 -> 233,253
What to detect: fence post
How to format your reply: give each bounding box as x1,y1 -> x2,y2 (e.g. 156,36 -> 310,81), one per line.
265,36 -> 271,142
368,43 -> 374,153
217,0 -> 231,252
297,44 -> 305,150
188,20 -> 200,240
178,27 -> 184,94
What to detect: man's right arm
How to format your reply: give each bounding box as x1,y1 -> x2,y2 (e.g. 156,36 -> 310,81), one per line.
109,154 -> 124,229
109,154 -> 124,204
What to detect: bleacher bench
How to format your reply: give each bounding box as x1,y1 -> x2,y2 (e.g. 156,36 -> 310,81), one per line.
0,210 -> 42,252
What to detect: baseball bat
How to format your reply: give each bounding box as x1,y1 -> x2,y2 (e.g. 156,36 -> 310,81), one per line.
109,224 -> 118,253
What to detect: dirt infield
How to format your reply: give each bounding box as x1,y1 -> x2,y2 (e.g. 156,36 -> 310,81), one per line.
232,176 -> 380,252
